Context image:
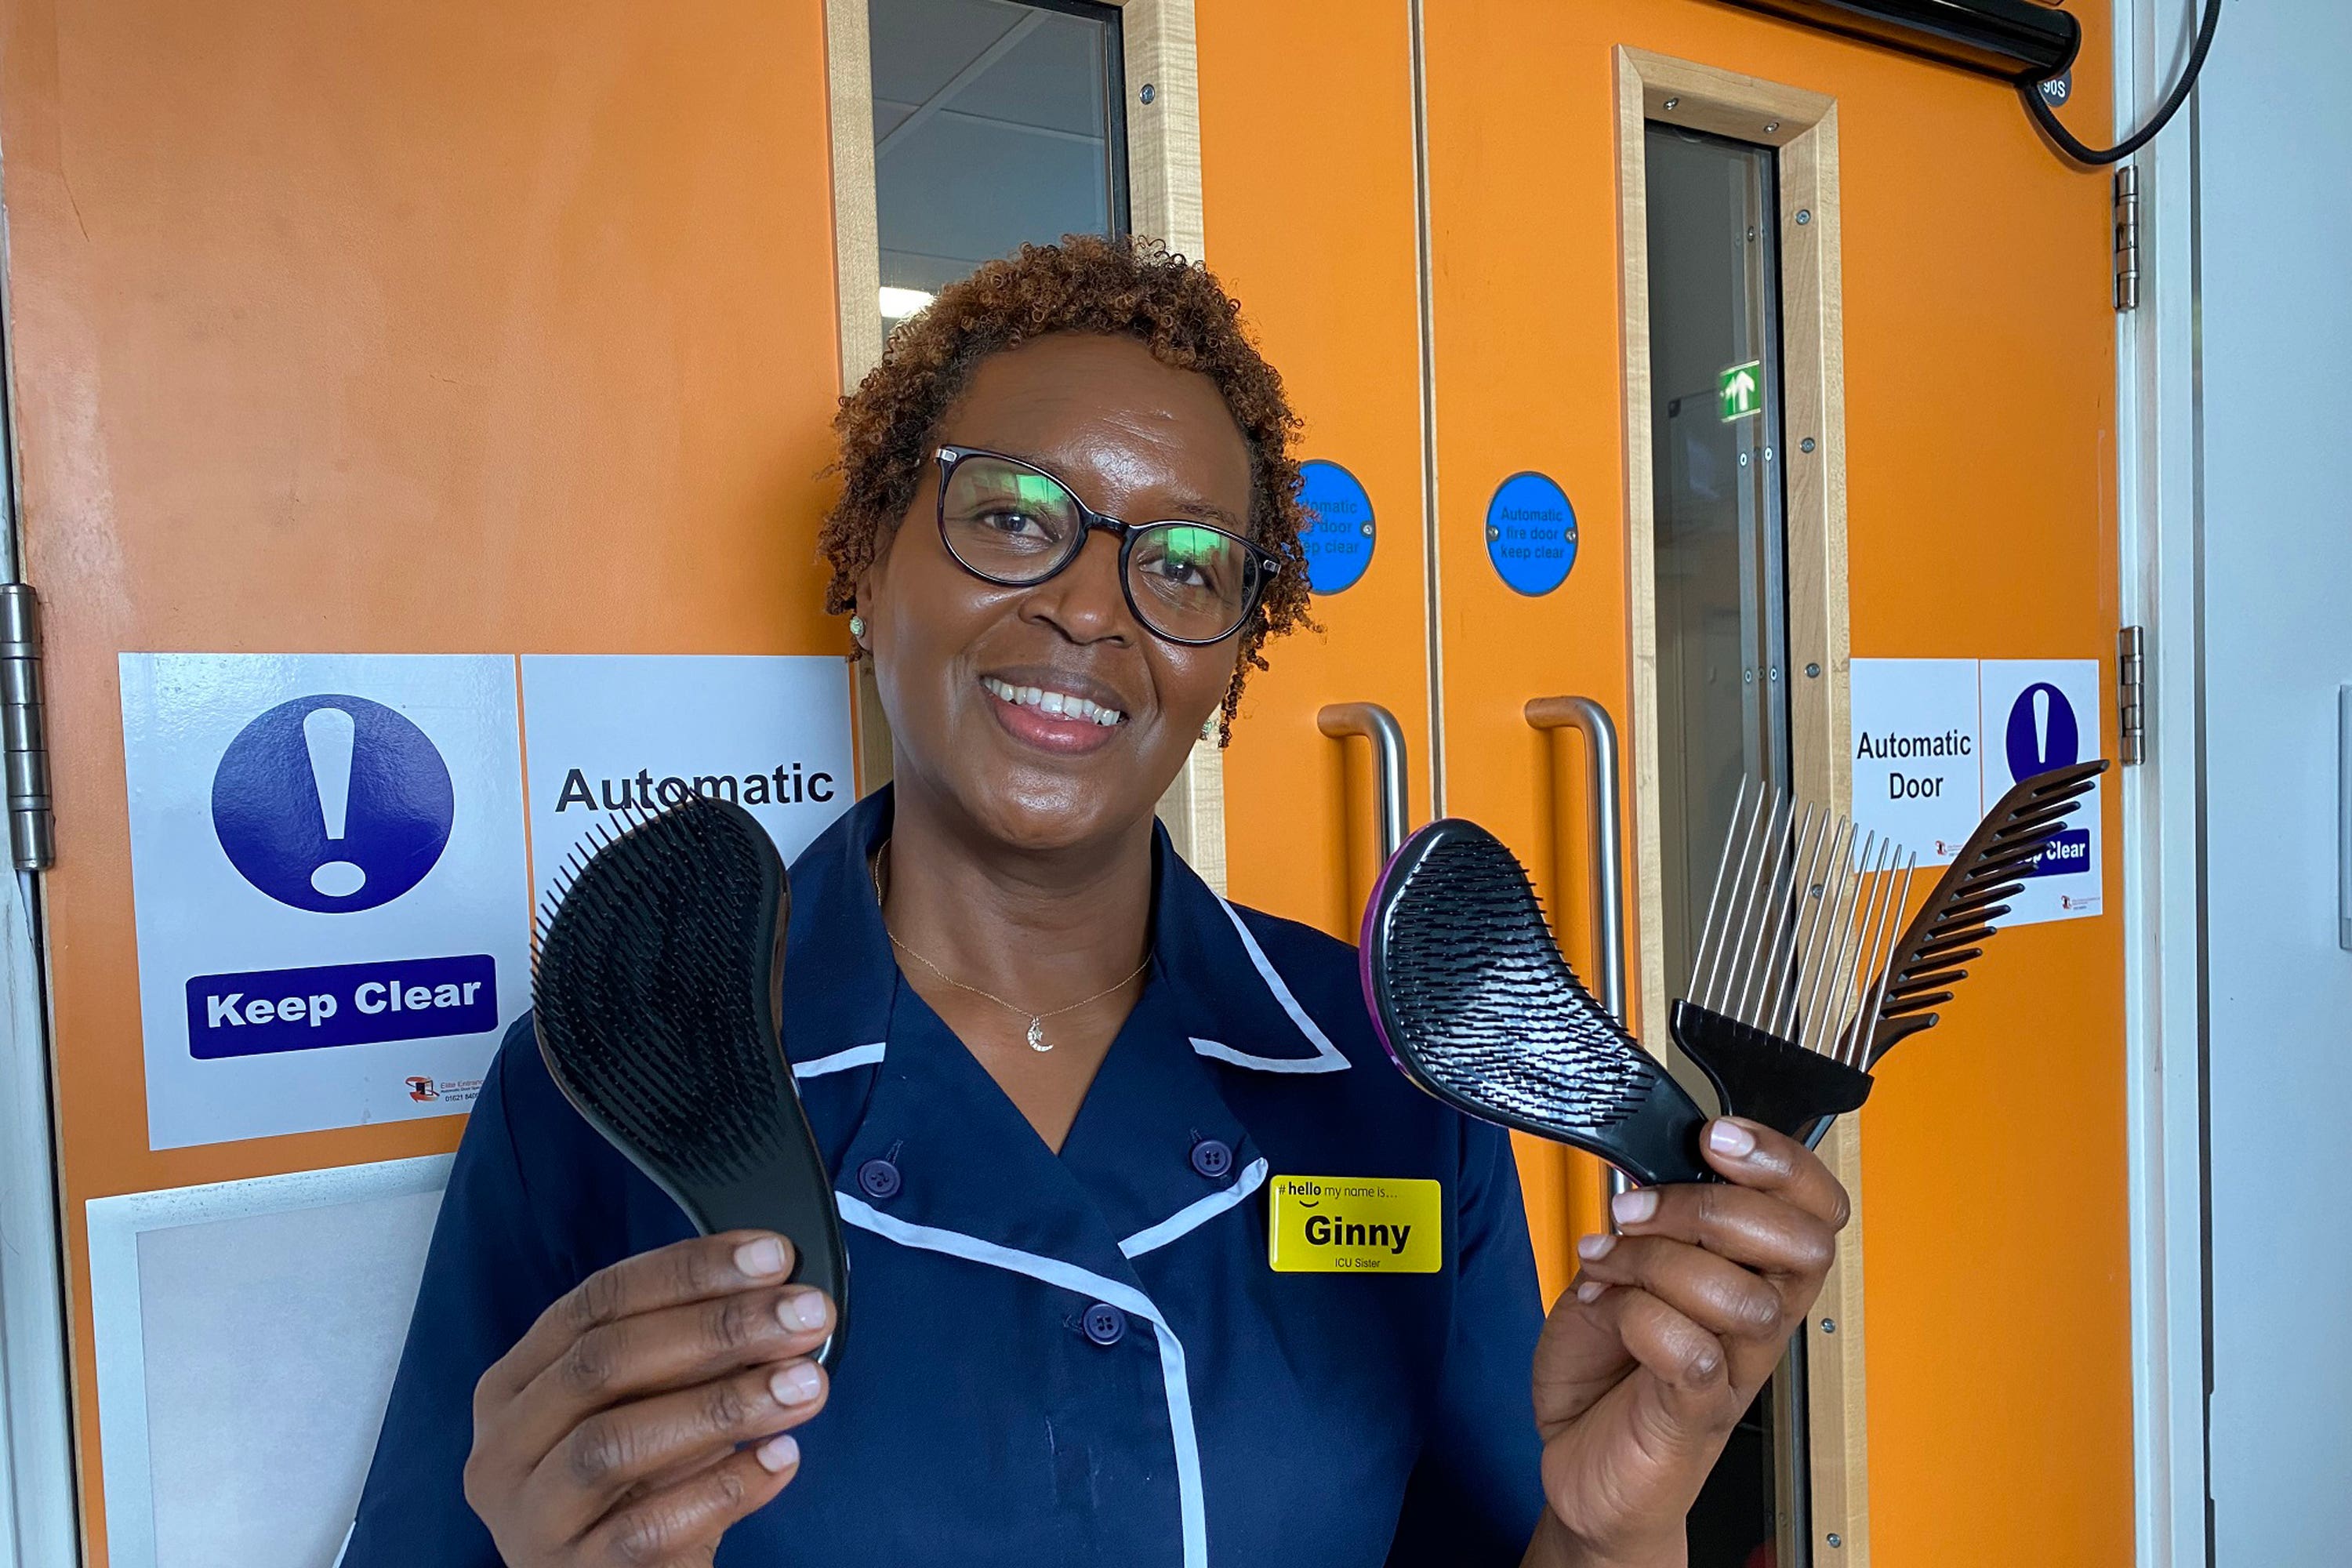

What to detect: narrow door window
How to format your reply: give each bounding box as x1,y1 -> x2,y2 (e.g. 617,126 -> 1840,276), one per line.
1643,123 -> 1800,1566
867,0 -> 1128,329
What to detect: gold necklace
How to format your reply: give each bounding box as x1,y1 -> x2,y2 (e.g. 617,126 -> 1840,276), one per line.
872,844 -> 1149,1053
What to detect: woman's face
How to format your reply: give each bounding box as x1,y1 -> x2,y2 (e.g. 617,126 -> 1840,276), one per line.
856,332 -> 1254,855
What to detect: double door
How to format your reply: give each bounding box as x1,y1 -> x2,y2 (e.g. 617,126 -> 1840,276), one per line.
1203,3 -> 2129,1565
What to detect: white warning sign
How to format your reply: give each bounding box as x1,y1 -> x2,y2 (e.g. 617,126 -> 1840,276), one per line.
122,652 -> 862,1151
517,655 -> 857,919
1850,657 -> 2104,928
120,654 -> 532,1149
1978,659 -> 2103,925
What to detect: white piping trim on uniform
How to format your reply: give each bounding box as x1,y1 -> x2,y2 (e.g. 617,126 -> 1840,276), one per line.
793,1040 -> 887,1079
834,1193 -> 1207,1568
332,1521 -> 354,1566
1120,1158 -> 1268,1258
1199,899 -> 1351,1073
1188,1036 -> 1348,1074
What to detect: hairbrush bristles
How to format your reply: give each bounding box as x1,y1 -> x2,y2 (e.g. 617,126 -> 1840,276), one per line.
532,793 -> 848,1370
1362,819 -> 1711,1186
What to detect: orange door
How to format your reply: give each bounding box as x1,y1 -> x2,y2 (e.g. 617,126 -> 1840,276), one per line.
1209,2 -> 2131,1563
0,2 -> 850,1557
1200,4 -> 1434,936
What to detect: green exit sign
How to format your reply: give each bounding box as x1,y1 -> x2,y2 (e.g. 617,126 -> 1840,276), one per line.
1719,360 -> 1762,423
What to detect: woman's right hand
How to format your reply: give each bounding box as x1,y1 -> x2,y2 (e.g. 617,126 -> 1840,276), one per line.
463,1231 -> 835,1566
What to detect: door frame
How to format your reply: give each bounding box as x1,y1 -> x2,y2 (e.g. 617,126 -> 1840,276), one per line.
0,228 -> 78,1560
2110,0 -> 2214,1562
1613,47 -> 1866,1566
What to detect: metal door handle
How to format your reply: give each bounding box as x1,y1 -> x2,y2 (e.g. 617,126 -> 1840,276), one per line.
1317,702 -> 1410,864
1524,696 -> 1628,1024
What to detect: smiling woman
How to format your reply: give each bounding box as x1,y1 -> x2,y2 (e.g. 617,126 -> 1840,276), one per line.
820,234 -> 1316,745
343,234 -> 1850,1568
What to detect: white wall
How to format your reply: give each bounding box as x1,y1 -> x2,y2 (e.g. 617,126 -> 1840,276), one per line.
2194,4 -> 2352,1562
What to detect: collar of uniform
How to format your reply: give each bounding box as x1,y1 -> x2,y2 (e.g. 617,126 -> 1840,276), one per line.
782,787 -> 1352,1083
1149,825 -> 1353,1076
774,788 -> 898,1156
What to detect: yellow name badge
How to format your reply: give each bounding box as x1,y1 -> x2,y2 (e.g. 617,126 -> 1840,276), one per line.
1267,1174 -> 1442,1273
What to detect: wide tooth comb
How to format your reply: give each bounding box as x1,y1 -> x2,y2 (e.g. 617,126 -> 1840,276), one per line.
1361,818 -> 1711,1187
1668,782 -> 1915,1143
533,795 -> 848,1370
1864,759 -> 2109,1066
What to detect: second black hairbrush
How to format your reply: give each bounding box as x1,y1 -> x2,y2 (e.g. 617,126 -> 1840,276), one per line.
533,796 -> 848,1370
1361,818 -> 1713,1186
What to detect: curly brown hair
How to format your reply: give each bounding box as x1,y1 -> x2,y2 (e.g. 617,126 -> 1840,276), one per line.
818,234 -> 1314,744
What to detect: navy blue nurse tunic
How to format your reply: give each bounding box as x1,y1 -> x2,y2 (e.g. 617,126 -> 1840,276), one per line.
343,789 -> 1546,1567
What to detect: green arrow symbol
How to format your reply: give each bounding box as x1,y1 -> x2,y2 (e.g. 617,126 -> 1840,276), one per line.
1719,361 -> 1762,423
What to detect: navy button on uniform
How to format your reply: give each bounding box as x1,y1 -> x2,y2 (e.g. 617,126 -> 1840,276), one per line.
344,786 -> 1546,1568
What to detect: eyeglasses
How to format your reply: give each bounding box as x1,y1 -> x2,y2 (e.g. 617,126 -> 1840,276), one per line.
932,446 -> 1279,647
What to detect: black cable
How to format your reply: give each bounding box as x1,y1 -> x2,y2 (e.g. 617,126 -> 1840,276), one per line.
2022,0 -> 2224,166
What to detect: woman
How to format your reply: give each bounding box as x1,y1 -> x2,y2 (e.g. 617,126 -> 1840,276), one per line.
346,236 -> 1846,1568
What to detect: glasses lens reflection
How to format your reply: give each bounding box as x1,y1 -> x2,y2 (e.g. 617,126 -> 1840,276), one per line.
1129,523 -> 1254,642
942,457 -> 1081,580
941,453 -> 1261,644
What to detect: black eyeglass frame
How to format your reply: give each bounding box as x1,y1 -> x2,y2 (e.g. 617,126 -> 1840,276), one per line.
932,445 -> 1281,648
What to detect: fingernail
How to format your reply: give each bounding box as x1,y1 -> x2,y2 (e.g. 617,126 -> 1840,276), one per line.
779,1290 -> 829,1331
1575,1279 -> 1606,1304
735,1237 -> 788,1279
1708,1120 -> 1758,1158
771,1363 -> 823,1406
755,1433 -> 799,1473
1612,1189 -> 1659,1226
1576,1232 -> 1616,1261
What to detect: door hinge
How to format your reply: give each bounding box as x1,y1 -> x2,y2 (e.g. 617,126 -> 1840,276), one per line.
2,583 -> 54,869
2118,624 -> 2147,765
2113,165 -> 2141,312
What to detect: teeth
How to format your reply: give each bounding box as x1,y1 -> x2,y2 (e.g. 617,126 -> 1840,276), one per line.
982,676 -> 1124,727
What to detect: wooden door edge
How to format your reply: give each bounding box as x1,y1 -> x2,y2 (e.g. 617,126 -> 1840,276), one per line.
1613,44 -> 1867,1565
1115,0 -> 1227,888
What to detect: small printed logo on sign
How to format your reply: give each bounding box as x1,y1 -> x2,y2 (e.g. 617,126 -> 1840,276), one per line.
184,953 -> 498,1060
1267,1174 -> 1442,1274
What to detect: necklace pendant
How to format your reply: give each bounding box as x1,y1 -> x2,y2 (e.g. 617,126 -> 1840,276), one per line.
1025,1017 -> 1051,1053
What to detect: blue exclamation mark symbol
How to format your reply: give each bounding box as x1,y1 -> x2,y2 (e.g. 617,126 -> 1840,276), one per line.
303,706 -> 368,898
215,691 -> 455,913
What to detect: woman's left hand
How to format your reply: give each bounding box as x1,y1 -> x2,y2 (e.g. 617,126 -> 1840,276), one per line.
1527,1117 -> 1849,1568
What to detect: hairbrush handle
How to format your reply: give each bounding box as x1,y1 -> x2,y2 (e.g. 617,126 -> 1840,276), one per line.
687,1135 -> 851,1373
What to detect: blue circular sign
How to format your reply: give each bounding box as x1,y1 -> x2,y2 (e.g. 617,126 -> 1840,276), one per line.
1295,459 -> 1375,594
1485,472 -> 1578,596
2004,682 -> 2081,781
211,693 -> 456,913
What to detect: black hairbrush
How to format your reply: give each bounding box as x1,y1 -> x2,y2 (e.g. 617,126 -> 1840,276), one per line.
533,796 -> 848,1370
1360,818 -> 1712,1186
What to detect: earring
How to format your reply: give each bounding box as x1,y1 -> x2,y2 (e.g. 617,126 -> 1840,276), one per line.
1200,713 -> 1218,742
848,615 -> 866,641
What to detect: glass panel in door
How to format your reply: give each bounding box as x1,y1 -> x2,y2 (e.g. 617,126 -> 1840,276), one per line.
1642,122 -> 1800,1568
867,0 -> 1128,331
